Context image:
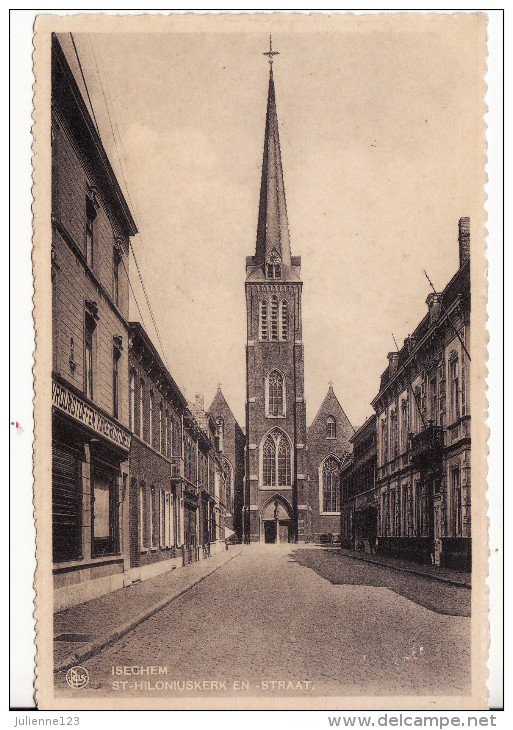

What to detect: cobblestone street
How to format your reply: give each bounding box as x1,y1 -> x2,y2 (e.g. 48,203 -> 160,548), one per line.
56,545 -> 471,699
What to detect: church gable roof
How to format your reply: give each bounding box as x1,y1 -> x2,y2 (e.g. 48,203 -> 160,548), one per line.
207,386 -> 243,434
308,385 -> 354,442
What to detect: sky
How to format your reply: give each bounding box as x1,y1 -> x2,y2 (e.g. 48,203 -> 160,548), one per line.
58,14 -> 486,428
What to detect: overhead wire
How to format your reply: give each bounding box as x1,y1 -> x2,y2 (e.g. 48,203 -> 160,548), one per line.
70,33 -> 100,135
71,33 -> 163,363
88,35 -> 171,371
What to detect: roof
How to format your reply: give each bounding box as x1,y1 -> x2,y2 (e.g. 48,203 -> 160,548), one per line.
52,34 -> 137,238
308,384 -> 355,438
246,66 -> 301,283
128,321 -> 188,411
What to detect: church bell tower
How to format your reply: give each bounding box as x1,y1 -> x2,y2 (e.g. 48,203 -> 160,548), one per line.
244,39 -> 308,544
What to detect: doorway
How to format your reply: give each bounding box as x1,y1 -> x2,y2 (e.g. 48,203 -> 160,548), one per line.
264,520 -> 277,543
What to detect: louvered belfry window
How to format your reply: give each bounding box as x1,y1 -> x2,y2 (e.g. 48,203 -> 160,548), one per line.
270,296 -> 279,340
260,300 -> 268,340
281,300 -> 289,340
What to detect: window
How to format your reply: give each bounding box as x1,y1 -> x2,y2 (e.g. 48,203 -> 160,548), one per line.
322,457 -> 340,513
113,246 -> 121,307
270,296 -> 279,341
260,300 -> 268,341
262,429 -> 291,487
390,410 -> 398,458
266,259 -> 281,279
84,313 -> 95,399
129,370 -> 135,430
413,387 -> 422,433
281,300 -> 289,340
52,442 -> 82,562
430,376 -> 438,424
224,458 -> 233,513
400,398 -> 409,452
159,401 -> 163,453
149,391 -> 154,446
267,370 -> 285,417
150,486 -> 158,548
139,379 -> 145,439
165,411 -> 170,457
215,417 -> 224,452
85,196 -> 96,268
92,466 -> 119,556
380,419 -> 388,464
326,416 -> 336,439
449,355 -> 460,422
139,483 -> 146,549
112,346 -> 121,419
163,491 -> 174,547
451,467 -> 462,536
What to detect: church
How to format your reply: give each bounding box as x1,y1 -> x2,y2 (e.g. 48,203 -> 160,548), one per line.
213,42 -> 354,544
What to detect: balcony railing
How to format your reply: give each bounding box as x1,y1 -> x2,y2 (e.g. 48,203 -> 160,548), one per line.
170,455 -> 184,479
408,424 -> 443,468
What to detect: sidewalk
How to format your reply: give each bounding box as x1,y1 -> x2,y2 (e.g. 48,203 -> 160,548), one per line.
335,546 -> 471,588
53,545 -> 243,673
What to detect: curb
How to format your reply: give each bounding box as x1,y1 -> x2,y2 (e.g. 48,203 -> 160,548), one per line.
337,550 -> 471,589
54,548 -> 243,674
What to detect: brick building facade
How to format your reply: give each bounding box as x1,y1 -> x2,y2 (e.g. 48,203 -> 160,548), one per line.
307,386 -> 354,541
340,416 -> 377,551
51,35 -> 137,610
370,219 -> 471,569
208,386 -> 245,540
127,322 -> 187,581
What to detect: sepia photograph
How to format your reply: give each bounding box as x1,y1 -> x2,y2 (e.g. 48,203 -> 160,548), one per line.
31,12 -> 489,711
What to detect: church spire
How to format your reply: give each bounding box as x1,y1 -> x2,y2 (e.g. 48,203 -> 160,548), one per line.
254,37 -> 292,269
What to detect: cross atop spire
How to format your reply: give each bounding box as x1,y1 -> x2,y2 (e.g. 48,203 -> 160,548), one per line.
263,34 -> 279,67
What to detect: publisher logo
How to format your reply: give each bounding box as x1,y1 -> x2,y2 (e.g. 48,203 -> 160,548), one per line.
66,666 -> 89,689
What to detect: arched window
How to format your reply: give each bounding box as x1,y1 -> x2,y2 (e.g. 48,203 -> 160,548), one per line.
267,370 -> 285,417
326,415 -> 336,438
281,300 -> 289,341
322,457 -> 340,513
259,300 -> 268,341
270,296 -> 279,341
262,429 -> 291,487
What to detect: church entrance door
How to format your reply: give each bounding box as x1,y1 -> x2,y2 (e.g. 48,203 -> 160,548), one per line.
264,520 -> 277,543
279,521 -> 292,543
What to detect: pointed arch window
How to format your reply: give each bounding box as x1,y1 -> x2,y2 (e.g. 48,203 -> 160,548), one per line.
259,300 -> 269,341
322,456 -> 340,513
262,429 -> 291,487
266,369 -> 285,417
326,415 -> 336,439
270,296 -> 279,341
281,300 -> 289,341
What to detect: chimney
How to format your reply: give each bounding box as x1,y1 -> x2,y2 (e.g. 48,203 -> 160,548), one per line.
458,217 -> 470,267
426,293 -> 442,324
404,335 -> 416,356
387,352 -> 400,374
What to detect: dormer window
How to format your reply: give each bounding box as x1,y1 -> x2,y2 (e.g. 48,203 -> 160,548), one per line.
267,261 -> 281,278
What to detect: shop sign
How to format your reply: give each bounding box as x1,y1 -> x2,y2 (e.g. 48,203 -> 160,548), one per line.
52,380 -> 131,451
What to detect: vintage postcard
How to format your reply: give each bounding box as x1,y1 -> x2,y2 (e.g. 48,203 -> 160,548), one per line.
32,12 -> 489,710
